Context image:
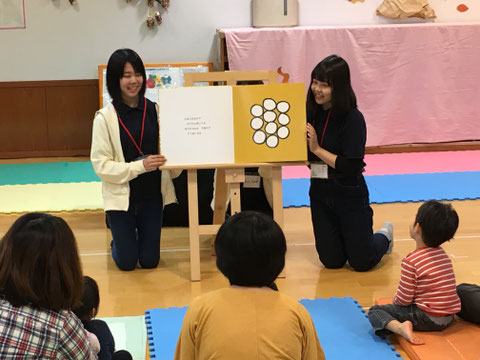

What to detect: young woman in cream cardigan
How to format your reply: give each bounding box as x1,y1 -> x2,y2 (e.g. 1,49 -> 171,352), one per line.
91,48 -> 179,271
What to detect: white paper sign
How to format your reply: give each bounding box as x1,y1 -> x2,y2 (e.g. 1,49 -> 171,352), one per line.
0,0 -> 25,29
159,86 -> 235,166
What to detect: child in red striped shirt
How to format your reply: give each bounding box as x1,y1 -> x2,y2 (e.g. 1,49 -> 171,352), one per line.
368,200 -> 460,345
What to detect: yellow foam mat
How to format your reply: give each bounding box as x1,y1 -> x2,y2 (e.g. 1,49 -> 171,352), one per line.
0,182 -> 103,213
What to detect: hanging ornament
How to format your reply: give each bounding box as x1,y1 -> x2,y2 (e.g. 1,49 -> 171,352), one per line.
154,11 -> 163,25
161,0 -> 170,9
69,0 -> 76,4
145,0 -> 168,29
146,14 -> 155,29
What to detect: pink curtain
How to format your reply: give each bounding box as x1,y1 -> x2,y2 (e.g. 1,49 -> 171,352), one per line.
223,24 -> 480,147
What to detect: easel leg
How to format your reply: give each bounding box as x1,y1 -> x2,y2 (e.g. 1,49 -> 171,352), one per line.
225,168 -> 244,216
230,182 -> 241,215
212,169 -> 227,223
211,169 -> 227,255
187,169 -> 201,281
272,165 -> 286,278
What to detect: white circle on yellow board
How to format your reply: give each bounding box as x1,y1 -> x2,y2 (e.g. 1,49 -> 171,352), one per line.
266,135 -> 279,148
263,98 -> 276,111
278,113 -> 290,125
277,101 -> 290,113
264,111 -> 276,122
265,122 -> 277,134
250,117 -> 263,130
253,130 -> 266,144
251,105 -> 263,117
278,126 -> 290,139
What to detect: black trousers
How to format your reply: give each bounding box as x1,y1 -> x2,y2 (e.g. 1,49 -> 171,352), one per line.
309,175 -> 388,271
106,196 -> 163,271
456,283 -> 480,325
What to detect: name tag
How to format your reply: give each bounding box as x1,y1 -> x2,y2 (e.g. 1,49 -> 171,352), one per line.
311,162 -> 328,179
244,175 -> 261,188
134,154 -> 149,161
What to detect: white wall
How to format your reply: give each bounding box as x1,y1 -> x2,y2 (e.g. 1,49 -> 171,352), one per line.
1,0 -> 479,81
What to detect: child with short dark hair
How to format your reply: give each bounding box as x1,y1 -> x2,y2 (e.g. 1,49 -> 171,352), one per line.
368,200 -> 461,344
174,211 -> 325,359
73,276 -> 133,360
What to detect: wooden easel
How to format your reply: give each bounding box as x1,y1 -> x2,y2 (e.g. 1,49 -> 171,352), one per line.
180,71 -> 286,281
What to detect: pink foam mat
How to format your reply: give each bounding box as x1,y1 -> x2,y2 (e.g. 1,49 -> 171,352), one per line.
282,151 -> 480,179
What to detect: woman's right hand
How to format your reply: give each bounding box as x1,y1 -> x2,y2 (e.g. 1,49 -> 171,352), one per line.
306,123 -> 320,153
143,154 -> 167,171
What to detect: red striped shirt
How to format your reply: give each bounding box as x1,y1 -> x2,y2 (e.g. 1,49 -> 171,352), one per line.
393,246 -> 461,316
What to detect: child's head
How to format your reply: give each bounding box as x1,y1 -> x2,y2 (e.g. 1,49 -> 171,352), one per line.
0,212 -> 83,312
214,211 -> 286,287
106,48 -> 147,103
73,276 -> 100,321
414,200 -> 459,247
307,54 -> 357,116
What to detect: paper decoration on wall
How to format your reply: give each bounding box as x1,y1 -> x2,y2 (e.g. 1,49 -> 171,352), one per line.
0,0 -> 26,29
348,0 -> 365,3
158,83 -> 307,166
457,4 -> 469,12
376,0 -> 436,19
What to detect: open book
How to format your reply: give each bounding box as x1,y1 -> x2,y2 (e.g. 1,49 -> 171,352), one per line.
158,83 -> 307,166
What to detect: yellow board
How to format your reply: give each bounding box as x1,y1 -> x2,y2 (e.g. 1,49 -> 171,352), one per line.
232,83 -> 307,163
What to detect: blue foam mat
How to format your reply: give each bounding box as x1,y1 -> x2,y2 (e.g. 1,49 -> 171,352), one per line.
3,161 -> 478,206
145,297 -> 401,360
283,171 -> 480,207
299,297 -> 400,360
0,161 -> 99,185
145,306 -> 188,359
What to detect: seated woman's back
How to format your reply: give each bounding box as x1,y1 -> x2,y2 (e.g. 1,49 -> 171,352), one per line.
0,212 -> 97,359
0,301 -> 94,358
175,287 -> 323,360
174,211 -> 325,360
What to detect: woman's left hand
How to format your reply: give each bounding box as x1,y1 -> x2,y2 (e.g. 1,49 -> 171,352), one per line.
143,154 -> 167,171
306,124 -> 320,153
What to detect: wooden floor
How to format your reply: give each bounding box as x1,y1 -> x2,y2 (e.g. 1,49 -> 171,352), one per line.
1,200 -> 479,359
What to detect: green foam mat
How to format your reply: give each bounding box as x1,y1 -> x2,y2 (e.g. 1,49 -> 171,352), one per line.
0,161 -> 100,185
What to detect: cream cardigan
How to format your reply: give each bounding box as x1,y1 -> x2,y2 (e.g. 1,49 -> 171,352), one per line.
90,103 -> 179,211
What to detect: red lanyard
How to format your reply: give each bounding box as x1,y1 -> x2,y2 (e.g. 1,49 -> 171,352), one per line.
319,110 -> 331,147
113,98 -> 147,156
